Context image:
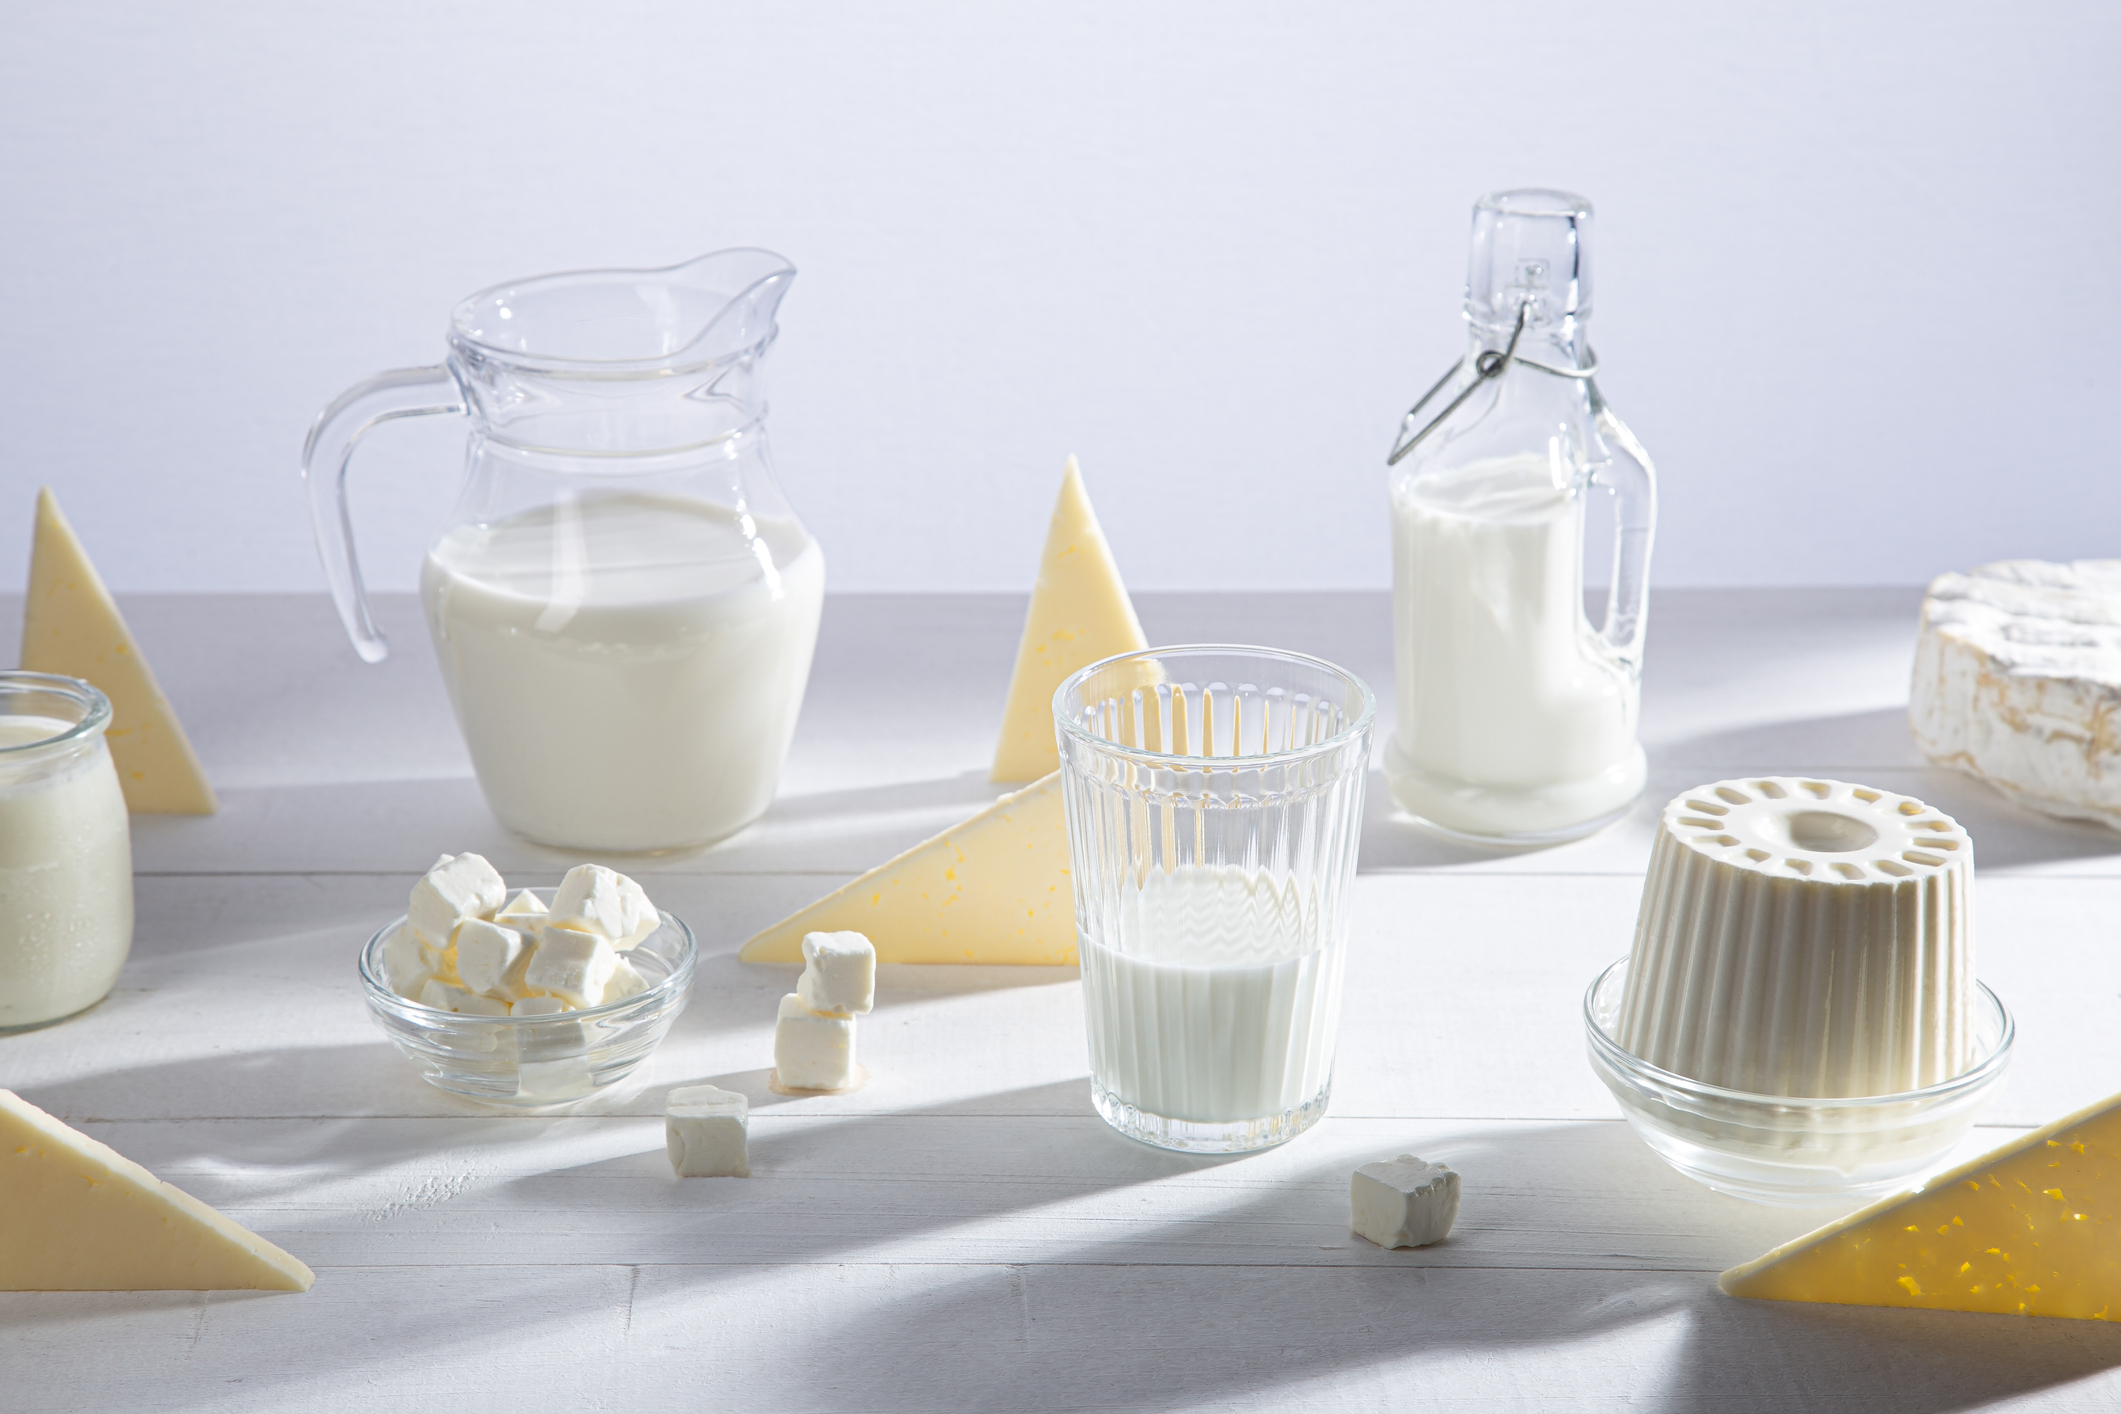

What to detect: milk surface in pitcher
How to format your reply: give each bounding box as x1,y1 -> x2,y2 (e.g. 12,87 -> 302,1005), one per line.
423,491 -> 824,852
1388,452 -> 1644,837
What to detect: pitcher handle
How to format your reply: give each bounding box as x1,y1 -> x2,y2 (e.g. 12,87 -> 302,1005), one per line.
300,365 -> 465,663
1590,401 -> 1657,673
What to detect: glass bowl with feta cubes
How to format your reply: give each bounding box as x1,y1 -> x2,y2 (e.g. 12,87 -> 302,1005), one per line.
358,854 -> 696,1108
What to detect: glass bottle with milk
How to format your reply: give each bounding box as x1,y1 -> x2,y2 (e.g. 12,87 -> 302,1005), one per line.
304,250 -> 824,852
1384,190 -> 1656,844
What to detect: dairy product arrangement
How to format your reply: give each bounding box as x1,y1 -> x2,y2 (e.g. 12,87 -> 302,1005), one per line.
383,855 -> 657,1015
1911,559 -> 2121,830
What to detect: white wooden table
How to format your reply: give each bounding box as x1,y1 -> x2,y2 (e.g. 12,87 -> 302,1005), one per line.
7,587 -> 2121,1412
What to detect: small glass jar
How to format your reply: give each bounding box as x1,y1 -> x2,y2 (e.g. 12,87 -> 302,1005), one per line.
0,673 -> 134,1031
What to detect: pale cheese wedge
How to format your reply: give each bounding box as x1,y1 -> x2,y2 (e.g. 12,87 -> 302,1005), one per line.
990,457 -> 1148,782
740,772 -> 1075,965
1720,1087 -> 2121,1319
19,488 -> 216,814
0,1089 -> 312,1291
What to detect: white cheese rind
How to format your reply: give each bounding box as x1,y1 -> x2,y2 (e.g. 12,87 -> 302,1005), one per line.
1911,560 -> 2121,830
1349,1154 -> 1459,1250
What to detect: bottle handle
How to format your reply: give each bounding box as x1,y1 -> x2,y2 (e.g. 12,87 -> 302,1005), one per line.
300,365 -> 464,663
1589,398 -> 1656,673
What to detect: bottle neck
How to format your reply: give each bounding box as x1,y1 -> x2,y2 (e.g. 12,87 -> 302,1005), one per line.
1464,311 -> 1589,371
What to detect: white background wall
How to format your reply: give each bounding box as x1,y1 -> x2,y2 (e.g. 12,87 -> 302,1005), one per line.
1,2 -> 2115,597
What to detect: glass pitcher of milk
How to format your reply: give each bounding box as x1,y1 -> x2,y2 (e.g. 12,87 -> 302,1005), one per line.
303,250 -> 824,852
1384,191 -> 1656,844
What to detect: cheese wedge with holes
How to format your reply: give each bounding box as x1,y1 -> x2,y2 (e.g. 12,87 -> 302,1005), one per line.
0,1089 -> 312,1291
1720,1088 -> 2121,1319
740,773 -> 1075,964
990,458 -> 1148,782
20,488 -> 216,813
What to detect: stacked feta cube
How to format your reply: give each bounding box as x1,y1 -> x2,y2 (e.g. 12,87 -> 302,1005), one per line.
773,931 -> 875,1090
381,855 -> 660,1016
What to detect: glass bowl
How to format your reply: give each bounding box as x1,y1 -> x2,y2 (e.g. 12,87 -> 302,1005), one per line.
358,889 -> 696,1109
1584,956 -> 2013,1206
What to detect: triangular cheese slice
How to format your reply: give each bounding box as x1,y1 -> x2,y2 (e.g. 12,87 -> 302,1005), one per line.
740,773 -> 1075,965
1720,1088 -> 2121,1319
0,1089 -> 312,1291
20,488 -> 216,814
990,457 -> 1148,782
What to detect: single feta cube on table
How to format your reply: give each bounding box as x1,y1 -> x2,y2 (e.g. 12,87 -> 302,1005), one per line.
380,922 -> 437,998
666,1084 -> 750,1177
1350,1154 -> 1459,1250
453,919 -> 528,996
526,926 -> 619,1007
795,931 -> 875,1017
495,889 -> 549,930
408,852 -> 507,946
549,864 -> 660,949
774,993 -> 858,1090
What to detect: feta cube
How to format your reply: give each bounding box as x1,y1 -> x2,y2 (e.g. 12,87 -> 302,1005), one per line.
525,925 -> 619,1007
454,994 -> 510,1017
548,864 -> 658,948
495,889 -> 549,930
774,993 -> 858,1090
416,978 -> 473,1013
510,995 -> 568,1017
1350,1154 -> 1459,1250
666,1084 -> 750,1178
454,918 -> 528,996
409,852 -> 507,946
380,922 -> 437,998
795,930 -> 875,1016
601,957 -> 650,1005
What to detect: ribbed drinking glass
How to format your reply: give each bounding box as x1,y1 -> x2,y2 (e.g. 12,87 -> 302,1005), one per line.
1055,646 -> 1374,1152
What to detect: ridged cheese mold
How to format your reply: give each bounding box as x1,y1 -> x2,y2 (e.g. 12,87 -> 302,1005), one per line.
1586,777 -> 2011,1206
1721,1086 -> 2121,1319
1619,777 -> 1974,1099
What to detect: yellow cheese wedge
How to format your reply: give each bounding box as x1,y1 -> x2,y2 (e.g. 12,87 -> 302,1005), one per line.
20,488 -> 217,814
1720,1089 -> 2121,1319
990,457 -> 1148,782
0,1089 -> 312,1291
740,772 -> 1075,965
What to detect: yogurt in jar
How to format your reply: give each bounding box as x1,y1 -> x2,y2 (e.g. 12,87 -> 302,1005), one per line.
0,680 -> 134,1030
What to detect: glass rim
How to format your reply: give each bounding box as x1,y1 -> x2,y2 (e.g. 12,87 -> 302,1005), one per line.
1584,954 -> 2014,1113
1053,643 -> 1377,768
0,672 -> 112,756
448,250 -> 792,373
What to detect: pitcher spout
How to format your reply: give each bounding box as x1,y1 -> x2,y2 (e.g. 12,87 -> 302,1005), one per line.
668,248 -> 797,364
